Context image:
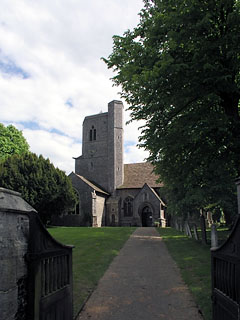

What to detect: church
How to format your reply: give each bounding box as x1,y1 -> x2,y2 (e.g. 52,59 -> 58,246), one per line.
53,100 -> 167,227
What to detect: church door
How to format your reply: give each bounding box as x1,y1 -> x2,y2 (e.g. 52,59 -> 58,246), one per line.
142,206 -> 153,227
111,214 -> 116,227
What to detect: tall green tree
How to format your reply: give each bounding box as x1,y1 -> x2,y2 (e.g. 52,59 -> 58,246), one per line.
157,105 -> 238,223
104,0 -> 240,220
0,153 -> 76,224
0,123 -> 30,161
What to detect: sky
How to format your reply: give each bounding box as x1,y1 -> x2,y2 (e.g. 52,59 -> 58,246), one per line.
0,0 -> 149,174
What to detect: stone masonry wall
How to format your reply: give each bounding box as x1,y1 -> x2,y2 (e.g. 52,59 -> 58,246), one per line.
116,187 -> 161,226
107,100 -> 124,193
75,100 -> 124,194
75,112 -> 109,192
0,188 -> 36,320
67,173 -> 93,226
0,210 -> 29,320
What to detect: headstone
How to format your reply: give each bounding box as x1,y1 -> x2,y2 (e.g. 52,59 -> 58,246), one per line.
184,222 -> 192,238
211,224 -> 218,249
200,210 -> 207,245
178,219 -> 184,232
192,224 -> 199,241
175,221 -> 179,230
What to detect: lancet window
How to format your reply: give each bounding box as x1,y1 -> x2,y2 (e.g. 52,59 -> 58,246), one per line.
90,126 -> 96,141
124,197 -> 133,217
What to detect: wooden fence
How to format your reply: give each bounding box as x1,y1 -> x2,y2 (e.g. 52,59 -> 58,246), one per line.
26,212 -> 74,320
211,215 -> 240,320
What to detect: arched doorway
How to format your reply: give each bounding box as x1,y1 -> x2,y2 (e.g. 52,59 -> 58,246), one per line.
142,206 -> 153,227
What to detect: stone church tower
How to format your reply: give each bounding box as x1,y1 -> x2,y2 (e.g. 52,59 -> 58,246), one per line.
75,100 -> 124,193
52,100 -> 167,227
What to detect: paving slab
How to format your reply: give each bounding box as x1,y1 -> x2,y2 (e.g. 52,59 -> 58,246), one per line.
77,227 -> 203,320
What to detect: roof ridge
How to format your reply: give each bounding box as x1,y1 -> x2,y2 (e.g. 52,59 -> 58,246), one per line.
73,173 -> 109,195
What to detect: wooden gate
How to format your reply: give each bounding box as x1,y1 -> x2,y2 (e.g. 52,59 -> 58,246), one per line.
211,215 -> 240,320
25,212 -> 74,320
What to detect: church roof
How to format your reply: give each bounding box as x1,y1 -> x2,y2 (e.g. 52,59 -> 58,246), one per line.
148,184 -> 167,206
117,162 -> 163,189
71,172 -> 109,195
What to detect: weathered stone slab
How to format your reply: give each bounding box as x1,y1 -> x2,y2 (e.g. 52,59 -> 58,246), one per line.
0,187 -> 36,213
0,188 -> 33,320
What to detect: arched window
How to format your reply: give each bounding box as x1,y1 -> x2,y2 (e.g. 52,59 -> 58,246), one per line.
124,197 -> 133,217
90,126 -> 96,141
143,192 -> 148,201
69,189 -> 81,215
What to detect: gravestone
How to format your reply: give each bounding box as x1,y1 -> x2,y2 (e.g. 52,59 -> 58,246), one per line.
192,224 -> 199,241
211,224 -> 218,249
179,220 -> 184,232
175,220 -> 179,230
200,211 -> 207,245
185,222 -> 192,238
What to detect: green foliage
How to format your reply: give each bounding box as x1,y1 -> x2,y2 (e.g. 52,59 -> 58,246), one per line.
0,152 -> 76,224
104,0 -> 240,222
48,227 -> 136,317
156,105 -> 238,222
0,123 -> 30,161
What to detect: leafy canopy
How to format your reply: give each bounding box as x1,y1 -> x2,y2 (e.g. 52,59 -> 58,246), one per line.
0,123 -> 30,161
0,153 -> 77,224
104,0 -> 240,219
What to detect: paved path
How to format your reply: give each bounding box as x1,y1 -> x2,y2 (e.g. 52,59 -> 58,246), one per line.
77,228 -> 203,320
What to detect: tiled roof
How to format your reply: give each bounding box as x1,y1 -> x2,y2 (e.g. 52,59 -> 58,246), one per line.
118,162 -> 163,189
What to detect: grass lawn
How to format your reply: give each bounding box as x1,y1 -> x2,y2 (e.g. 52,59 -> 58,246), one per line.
156,227 -> 212,320
48,227 -> 136,318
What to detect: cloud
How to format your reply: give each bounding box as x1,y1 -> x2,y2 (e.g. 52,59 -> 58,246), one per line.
0,0 -> 148,173
124,143 -> 149,164
0,53 -> 30,78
